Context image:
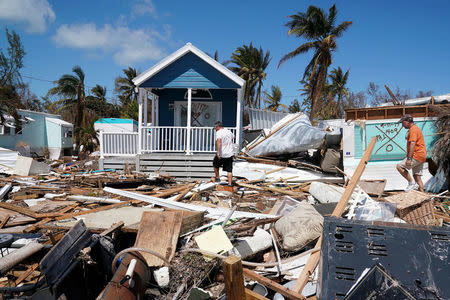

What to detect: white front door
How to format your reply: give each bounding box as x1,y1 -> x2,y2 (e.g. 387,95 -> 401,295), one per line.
174,101 -> 222,127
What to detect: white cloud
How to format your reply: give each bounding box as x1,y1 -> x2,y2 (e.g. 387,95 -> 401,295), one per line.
52,23 -> 167,65
132,0 -> 156,18
0,0 -> 55,33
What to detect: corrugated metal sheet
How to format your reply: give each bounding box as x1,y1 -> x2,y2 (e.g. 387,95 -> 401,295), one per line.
248,108 -> 289,130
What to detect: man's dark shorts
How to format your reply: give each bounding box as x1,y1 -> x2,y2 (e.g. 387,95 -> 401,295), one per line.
213,156 -> 233,172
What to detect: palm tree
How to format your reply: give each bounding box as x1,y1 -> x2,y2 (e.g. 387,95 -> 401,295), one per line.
329,67 -> 349,118
263,85 -> 287,112
279,4 -> 352,121
47,66 -> 87,141
76,123 -> 99,154
228,43 -> 271,108
115,67 -> 138,105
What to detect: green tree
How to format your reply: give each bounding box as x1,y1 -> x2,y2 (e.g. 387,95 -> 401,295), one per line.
228,43 -> 271,108
328,67 -> 349,118
288,99 -> 301,113
115,67 -> 139,120
47,66 -> 87,147
115,67 -> 138,105
86,85 -> 120,118
76,123 -> 99,154
48,66 -> 86,126
279,4 -> 352,121
263,85 -> 287,112
0,28 -> 26,125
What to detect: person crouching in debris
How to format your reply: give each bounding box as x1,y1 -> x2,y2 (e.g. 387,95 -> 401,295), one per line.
396,114 -> 427,192
213,121 -> 234,186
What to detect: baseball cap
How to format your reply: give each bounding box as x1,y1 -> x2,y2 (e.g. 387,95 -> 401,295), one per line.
398,114 -> 413,123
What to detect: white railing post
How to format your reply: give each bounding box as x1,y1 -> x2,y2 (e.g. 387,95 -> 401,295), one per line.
186,88 -> 192,155
236,88 -> 243,148
144,89 -> 148,126
99,130 -> 104,158
137,88 -> 143,155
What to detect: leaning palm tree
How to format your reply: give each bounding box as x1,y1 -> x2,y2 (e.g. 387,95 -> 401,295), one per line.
228,44 -> 271,108
263,85 -> 287,112
329,67 -> 349,118
115,67 -> 138,105
47,66 -> 86,142
279,4 -> 352,121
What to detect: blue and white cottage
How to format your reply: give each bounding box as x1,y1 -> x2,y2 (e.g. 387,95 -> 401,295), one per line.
99,43 -> 246,179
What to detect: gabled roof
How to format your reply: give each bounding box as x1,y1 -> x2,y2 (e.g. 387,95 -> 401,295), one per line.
133,43 -> 245,88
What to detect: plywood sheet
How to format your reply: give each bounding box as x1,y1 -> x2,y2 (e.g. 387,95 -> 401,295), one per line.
134,211 -> 183,267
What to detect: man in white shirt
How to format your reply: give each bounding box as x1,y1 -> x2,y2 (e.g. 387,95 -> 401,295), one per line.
213,121 -> 234,186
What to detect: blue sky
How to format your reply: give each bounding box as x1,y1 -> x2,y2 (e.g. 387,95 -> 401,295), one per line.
1,0 -> 449,107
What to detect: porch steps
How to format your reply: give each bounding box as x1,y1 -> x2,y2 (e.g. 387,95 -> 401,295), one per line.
100,153 -> 216,180
137,153 -> 215,180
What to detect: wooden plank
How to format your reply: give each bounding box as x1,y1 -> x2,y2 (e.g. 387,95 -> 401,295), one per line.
0,202 -> 38,218
0,215 -> 10,229
134,211 -> 183,266
243,268 -> 305,300
146,183 -> 195,198
245,288 -> 269,300
14,263 -> 38,285
12,193 -> 39,201
237,182 -> 304,198
24,217 -> 52,233
384,85 -> 401,105
173,185 -> 195,201
293,136 -> 377,294
100,221 -> 124,237
222,256 -> 245,300
265,167 -> 287,175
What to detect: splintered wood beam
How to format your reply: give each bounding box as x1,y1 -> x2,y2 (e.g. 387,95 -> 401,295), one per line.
0,202 -> 38,218
145,183 -> 195,198
243,268 -> 305,300
223,256 -> 245,300
237,182 -> 304,198
23,218 -> 53,233
385,85 -> 400,105
264,167 -> 286,175
14,263 -> 39,285
100,221 -> 124,237
292,136 -> 377,293
0,215 -> 10,229
173,184 -> 196,201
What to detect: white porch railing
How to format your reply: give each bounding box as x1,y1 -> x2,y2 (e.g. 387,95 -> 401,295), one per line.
141,126 -> 187,152
100,131 -> 138,156
100,126 -> 237,157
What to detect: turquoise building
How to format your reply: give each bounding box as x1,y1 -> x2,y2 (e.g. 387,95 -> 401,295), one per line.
0,110 -> 73,159
343,117 -> 437,190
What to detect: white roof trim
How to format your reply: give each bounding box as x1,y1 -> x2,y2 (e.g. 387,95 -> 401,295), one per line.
133,42 -> 245,88
46,117 -> 73,127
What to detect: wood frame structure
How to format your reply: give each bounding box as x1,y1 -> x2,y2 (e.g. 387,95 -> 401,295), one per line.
345,103 -> 450,121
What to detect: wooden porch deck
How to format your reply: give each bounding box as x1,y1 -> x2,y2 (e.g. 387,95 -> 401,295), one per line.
100,153 -> 215,180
